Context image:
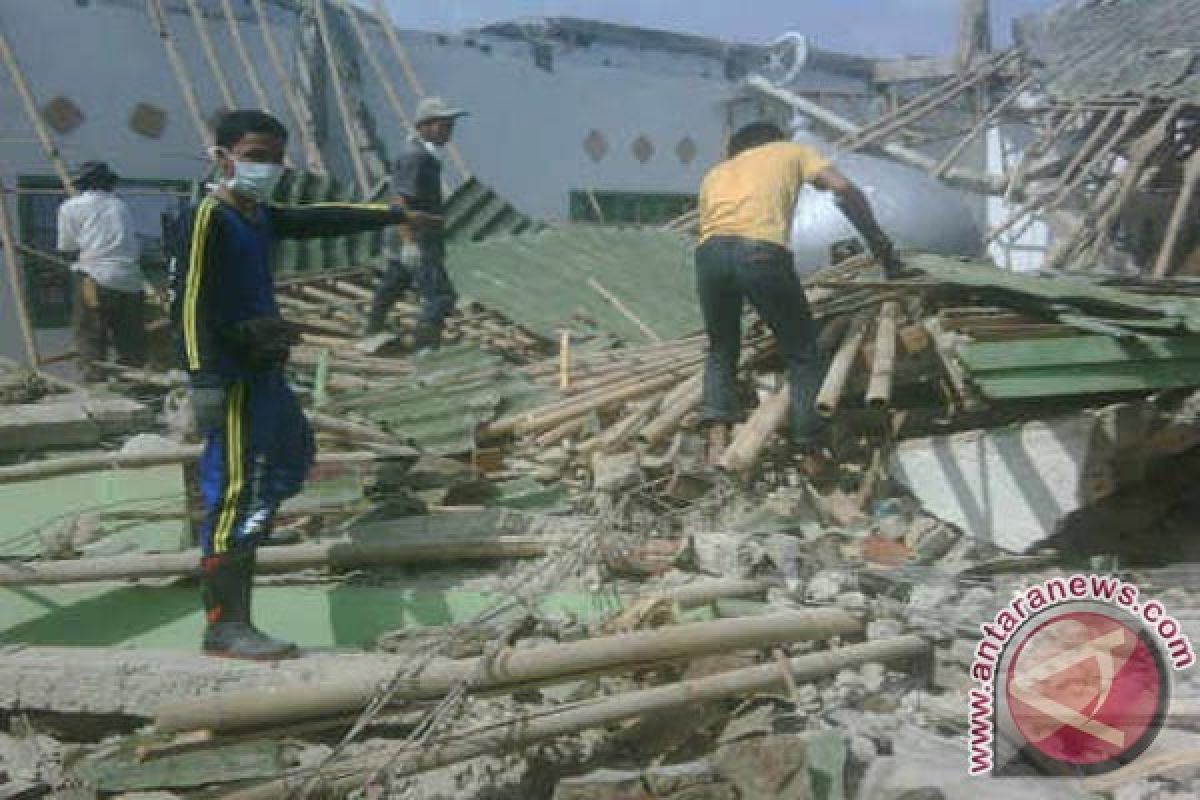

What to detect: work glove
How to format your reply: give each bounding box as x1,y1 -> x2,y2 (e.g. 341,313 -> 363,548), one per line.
398,240 -> 422,270
871,238 -> 903,280
223,317 -> 301,371
189,385 -> 227,433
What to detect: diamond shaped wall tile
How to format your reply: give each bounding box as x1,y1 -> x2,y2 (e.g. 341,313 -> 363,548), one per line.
42,96 -> 84,134
632,134 -> 655,164
128,102 -> 167,139
675,136 -> 697,165
583,129 -> 609,162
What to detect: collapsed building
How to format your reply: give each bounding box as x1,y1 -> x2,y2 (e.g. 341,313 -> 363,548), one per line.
2,0 -> 1200,798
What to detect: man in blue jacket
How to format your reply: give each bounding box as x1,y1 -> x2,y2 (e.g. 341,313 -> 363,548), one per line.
170,110 -> 438,659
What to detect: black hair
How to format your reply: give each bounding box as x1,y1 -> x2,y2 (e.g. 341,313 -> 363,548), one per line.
74,161 -> 118,191
727,121 -> 786,158
214,110 -> 288,149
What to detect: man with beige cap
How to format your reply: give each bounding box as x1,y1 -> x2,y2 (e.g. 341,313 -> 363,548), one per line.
366,96 -> 468,351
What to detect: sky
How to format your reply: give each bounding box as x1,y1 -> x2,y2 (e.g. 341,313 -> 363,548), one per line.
378,0 -> 1058,58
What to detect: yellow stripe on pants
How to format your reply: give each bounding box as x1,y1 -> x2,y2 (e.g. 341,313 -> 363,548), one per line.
212,382 -> 247,553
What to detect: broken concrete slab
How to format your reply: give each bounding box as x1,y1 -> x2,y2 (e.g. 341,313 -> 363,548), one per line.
891,397 -> 1200,552
0,647 -> 403,718
711,733 -> 812,800
552,769 -> 648,800
0,397 -> 151,453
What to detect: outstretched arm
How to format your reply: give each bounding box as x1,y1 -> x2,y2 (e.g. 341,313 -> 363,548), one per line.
812,166 -> 900,275
268,202 -> 439,240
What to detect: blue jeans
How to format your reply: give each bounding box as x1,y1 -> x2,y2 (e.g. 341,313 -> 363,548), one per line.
695,236 -> 824,446
366,240 -> 457,337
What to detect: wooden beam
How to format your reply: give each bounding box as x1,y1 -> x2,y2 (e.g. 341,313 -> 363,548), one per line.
586,277 -> 663,343
871,57 -> 957,85
838,51 -> 1016,154
145,0 -> 212,147
248,0 -> 326,173
184,0 -> 237,110
0,21 -> 76,193
370,0 -> 472,181
336,0 -> 414,130
746,76 -> 1006,195
0,173 -> 41,366
956,0 -> 992,71
1153,146 -> 1200,279
933,75 -> 1032,179
312,0 -> 373,195
1072,103 -> 1185,267
221,0 -> 272,112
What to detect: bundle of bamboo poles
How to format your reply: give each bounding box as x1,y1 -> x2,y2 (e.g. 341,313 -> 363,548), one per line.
485,334 -> 773,449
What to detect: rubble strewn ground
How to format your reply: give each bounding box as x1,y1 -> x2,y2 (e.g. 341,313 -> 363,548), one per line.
5,246 -> 1200,799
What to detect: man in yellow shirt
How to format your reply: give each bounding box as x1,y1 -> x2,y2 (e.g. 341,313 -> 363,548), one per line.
696,121 -> 898,465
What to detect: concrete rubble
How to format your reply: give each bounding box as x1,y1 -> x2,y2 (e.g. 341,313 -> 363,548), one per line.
5,250 -> 1200,799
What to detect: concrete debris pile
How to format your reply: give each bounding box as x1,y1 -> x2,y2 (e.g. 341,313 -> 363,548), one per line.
7,247 -> 1200,798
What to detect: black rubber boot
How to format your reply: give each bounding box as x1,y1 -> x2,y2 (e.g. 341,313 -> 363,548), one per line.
413,323 -> 442,353
201,550 -> 298,660
362,307 -> 388,336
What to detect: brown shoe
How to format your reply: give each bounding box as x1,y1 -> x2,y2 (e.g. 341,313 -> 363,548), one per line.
706,423 -> 730,466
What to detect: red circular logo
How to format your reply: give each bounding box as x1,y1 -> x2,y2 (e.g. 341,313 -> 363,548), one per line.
1004,610 -> 1168,772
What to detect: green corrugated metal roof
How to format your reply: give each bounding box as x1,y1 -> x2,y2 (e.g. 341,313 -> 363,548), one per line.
448,226 -> 702,344
324,343 -> 552,455
959,335 -> 1200,400
909,254 -> 1200,332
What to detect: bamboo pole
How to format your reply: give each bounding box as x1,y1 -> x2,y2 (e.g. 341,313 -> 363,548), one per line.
1152,147 -> 1200,279
220,0 -> 273,112
719,385 -> 789,474
156,609 -> 864,734
312,0 -> 373,195
0,535 -> 555,588
865,301 -> 899,409
0,173 -> 41,365
145,0 -> 213,147
370,0 -> 471,180
0,22 -> 76,193
923,317 -> 983,412
816,318 -> 868,416
336,0 -> 414,129
577,393 -> 663,456
486,355 -> 707,438
307,411 -> 411,447
0,447 -> 382,486
639,373 -> 703,446
534,415 -> 591,447
184,0 -> 237,110
587,277 -> 663,343
558,329 -> 570,390
248,0 -> 326,173
219,635 -> 929,799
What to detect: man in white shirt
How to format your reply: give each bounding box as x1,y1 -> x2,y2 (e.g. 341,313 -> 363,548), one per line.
56,161 -> 146,382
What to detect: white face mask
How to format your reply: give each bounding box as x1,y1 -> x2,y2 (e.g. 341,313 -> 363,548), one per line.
210,148 -> 284,200
226,159 -> 284,201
